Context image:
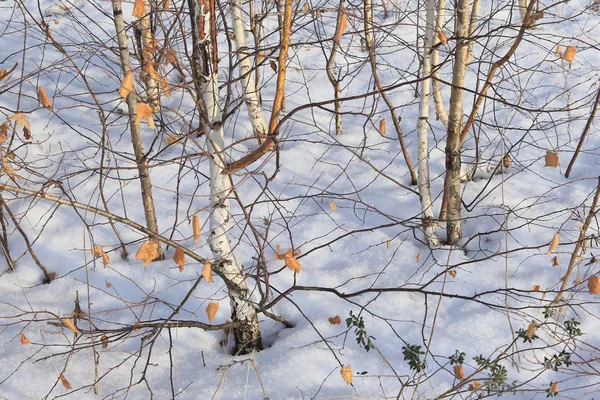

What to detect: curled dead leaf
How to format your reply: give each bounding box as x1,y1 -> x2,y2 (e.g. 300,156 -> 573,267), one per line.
340,365 -> 352,384
468,380 -> 482,390
269,60 -> 277,72
545,151 -> 559,167
192,215 -> 200,243
285,252 -> 302,273
20,332 -> 30,345
532,284 -> 540,292
63,318 -> 80,333
330,201 -> 337,211
437,30 -> 448,45
202,261 -> 214,282
0,121 -> 9,145
379,119 -> 386,135
118,71 -> 134,101
547,232 -> 559,255
333,12 -> 347,43
38,87 -> 53,110
60,374 -> 72,390
135,102 -> 155,129
173,247 -> 186,269
448,269 -> 457,278
453,365 -> 464,380
551,256 -> 559,266
135,240 -> 159,269
416,252 -> 422,263
588,275 -> 600,295
527,321 -> 537,338
105,279 -> 112,288
562,46 -> 576,63
101,335 -> 109,348
133,0 -> 145,18
550,381 -> 559,395
555,44 -> 562,55
206,302 -> 219,323
328,316 -> 341,324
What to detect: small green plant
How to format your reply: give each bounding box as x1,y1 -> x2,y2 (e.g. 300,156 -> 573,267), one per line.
346,311 -> 376,352
449,349 -> 465,365
564,318 -> 582,338
402,343 -> 426,373
543,306 -> 555,319
473,355 -> 517,395
544,350 -> 572,371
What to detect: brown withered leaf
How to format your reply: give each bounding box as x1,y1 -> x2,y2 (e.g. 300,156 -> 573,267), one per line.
448,270 -> 457,278
0,69 -> 7,80
269,60 -> 277,72
328,316 -> 341,325
105,279 -> 112,288
340,365 -> 352,384
192,215 -> 200,243
527,321 -> 537,338
173,247 -> 186,269
551,256 -> 559,266
162,0 -> 170,9
416,252 -> 422,263
206,302 -> 219,323
545,151 -> 559,167
555,44 -> 562,55
20,332 -> 30,345
453,365 -> 465,380
91,245 -> 110,268
379,119 -> 386,135
437,30 -> 448,45
101,335 -> 109,348
135,240 -> 159,269
38,87 -> 53,110
330,201 -> 337,211
202,261 -> 214,282
133,0 -> 145,18
532,284 -> 540,292
550,382 -> 558,395
63,318 -> 80,334
0,121 -> 9,145
118,71 -> 133,101
10,113 -> 31,134
588,275 -> 600,295
468,380 -> 482,390
502,154 -> 512,168
135,102 -> 155,129
285,252 -> 301,273
60,374 -> 72,390
547,232 -> 559,255
562,46 -> 576,63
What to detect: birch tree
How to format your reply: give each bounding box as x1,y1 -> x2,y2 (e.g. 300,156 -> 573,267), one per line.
417,0 -> 440,246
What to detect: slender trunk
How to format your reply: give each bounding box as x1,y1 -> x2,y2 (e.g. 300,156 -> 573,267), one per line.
112,0 -> 161,255
364,0 -> 418,185
249,1 -> 263,104
432,0 -> 448,127
138,0 -> 161,112
231,0 -> 268,138
326,0 -> 345,135
190,0 -> 262,354
444,0 -> 470,244
275,0 -> 286,112
417,0 -> 440,246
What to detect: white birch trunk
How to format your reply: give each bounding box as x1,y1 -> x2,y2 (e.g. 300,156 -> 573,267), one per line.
417,0 -> 440,246
231,0 -> 268,137
432,0 -> 448,127
193,0 -> 262,353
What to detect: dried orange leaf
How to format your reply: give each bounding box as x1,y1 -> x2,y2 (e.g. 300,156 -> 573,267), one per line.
102,252 -> 110,268
10,112 -> 30,133
547,232 -> 559,255
38,87 -> 53,110
269,60 -> 277,72
588,275 -> 600,295
328,316 -> 341,324
134,321 -> 141,331
416,252 -> 422,262
60,374 -> 72,390
192,215 -> 200,243
468,380 -> 482,390
202,261 -> 214,283
101,334 -> 109,348
532,284 -> 540,292
206,302 -> 219,323
330,201 -> 337,211
162,0 -> 170,9
333,12 -> 347,43
173,247 -> 186,268
379,119 -> 386,135
527,321 -> 537,338
135,240 -> 159,269
437,30 -> 448,45
386,240 -> 390,248
91,245 -> 103,258
63,318 -> 80,333
545,151 -> 559,167
285,252 -> 302,273
453,365 -> 464,380
0,121 -> 9,145
135,102 -> 155,129
448,269 -> 457,278
562,46 -> 576,63
133,0 -> 145,18
0,69 -> 7,80
118,71 -> 133,101
105,279 -> 112,288
550,382 -> 558,395
551,256 -> 559,266
303,2 -> 309,11
20,332 -> 30,345
340,365 -> 352,384
555,44 -> 562,55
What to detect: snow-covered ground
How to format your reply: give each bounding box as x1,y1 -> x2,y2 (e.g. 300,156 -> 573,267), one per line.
0,0 -> 599,398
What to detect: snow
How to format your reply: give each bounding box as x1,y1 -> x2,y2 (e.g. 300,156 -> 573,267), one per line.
0,0 -> 599,398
